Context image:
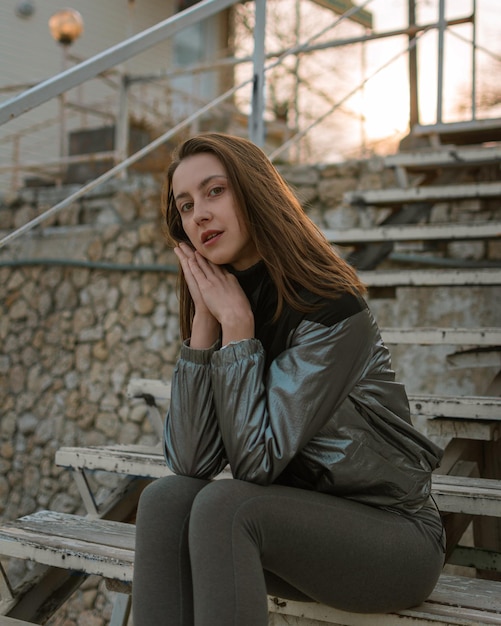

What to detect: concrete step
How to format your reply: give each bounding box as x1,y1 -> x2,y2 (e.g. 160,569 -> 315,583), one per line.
359,268 -> 501,287
380,327 -> 501,346
411,118 -> 501,145
345,181 -> 501,206
384,145 -> 501,170
323,221 -> 500,244
408,395 -> 501,420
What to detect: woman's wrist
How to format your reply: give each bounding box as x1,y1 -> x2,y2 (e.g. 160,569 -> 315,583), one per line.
190,313 -> 220,350
221,310 -> 254,346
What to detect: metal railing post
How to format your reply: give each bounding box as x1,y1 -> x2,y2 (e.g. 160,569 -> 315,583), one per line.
11,135 -> 20,192
436,0 -> 446,124
115,73 -> 130,179
471,0 -> 477,119
408,0 -> 419,127
249,0 -> 266,146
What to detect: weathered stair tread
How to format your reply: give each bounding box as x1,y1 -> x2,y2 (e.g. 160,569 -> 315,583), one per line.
345,182 -> 501,206
269,577 -> 501,625
359,268 -> 501,287
384,145 -> 501,169
323,221 -> 501,244
0,511 -> 134,581
432,474 -> 501,517
270,573 -> 501,624
1,512 -> 501,625
126,378 -> 171,401
408,395 -> 501,419
380,327 -> 501,346
426,419 -> 500,442
56,443 -> 168,477
411,118 -> 501,144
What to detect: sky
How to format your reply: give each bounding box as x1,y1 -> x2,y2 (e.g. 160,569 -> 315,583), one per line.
351,0 -> 501,143
3,0 -> 499,167
234,0 -> 501,161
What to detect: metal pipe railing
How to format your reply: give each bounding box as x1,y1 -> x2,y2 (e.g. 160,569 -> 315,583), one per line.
436,0 -> 446,124
471,0 -> 477,119
249,0 -> 267,146
0,0 -> 237,126
269,25 -> 430,162
0,0 -> 490,253
0,75 -> 253,250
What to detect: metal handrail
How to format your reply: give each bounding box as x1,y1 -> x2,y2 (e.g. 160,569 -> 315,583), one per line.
0,77 -> 254,250
0,0 -> 237,126
0,0 -> 377,193
0,0 -> 493,251
269,26 -> 430,162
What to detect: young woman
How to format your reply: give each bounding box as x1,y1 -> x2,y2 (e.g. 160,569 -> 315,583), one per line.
132,133 -> 445,626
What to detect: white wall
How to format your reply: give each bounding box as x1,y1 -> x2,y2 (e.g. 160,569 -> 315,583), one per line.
0,0 -> 228,191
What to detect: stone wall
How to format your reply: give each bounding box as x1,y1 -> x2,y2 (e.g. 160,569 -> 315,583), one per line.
1,158 -> 500,624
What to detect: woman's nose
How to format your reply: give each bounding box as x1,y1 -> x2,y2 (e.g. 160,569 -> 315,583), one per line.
193,202 -> 211,224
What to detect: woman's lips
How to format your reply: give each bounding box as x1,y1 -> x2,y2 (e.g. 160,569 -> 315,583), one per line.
202,231 -> 223,246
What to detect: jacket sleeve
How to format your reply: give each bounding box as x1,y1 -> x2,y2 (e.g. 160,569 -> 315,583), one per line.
164,340 -> 228,479
211,308 -> 376,485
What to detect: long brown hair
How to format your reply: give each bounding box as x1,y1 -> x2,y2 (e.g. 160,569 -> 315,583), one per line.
163,132 -> 366,339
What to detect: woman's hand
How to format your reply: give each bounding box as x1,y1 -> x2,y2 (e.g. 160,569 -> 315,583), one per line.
174,243 -> 220,349
176,243 -> 254,346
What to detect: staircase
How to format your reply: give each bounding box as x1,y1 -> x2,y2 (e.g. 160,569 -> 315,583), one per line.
338,118 -> 501,576
0,120 -> 500,624
338,119 -> 501,393
1,0 -> 501,618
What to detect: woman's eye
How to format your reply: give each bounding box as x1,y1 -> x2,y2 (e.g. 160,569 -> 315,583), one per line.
179,202 -> 193,213
209,186 -> 224,197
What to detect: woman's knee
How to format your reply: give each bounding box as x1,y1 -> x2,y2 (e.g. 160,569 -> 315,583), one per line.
137,474 -> 210,521
189,479 -> 262,537
192,478 -> 253,510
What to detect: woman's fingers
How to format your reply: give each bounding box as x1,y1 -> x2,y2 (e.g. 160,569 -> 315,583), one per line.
188,252 -> 229,295
189,253 -> 251,322
175,244 -> 254,342
174,246 -> 208,311
173,246 -> 196,285
174,245 -> 220,347
175,244 -> 251,314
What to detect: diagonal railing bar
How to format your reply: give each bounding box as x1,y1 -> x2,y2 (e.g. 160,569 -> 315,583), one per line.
0,2 -> 347,247
1,0 -> 483,247
270,15 -> 472,57
0,78 -> 253,250
268,26 -> 431,162
128,55 -> 252,85
0,0 -> 236,126
448,28 -> 501,64
264,0 -> 375,74
297,0 -> 374,49
126,14 -> 471,89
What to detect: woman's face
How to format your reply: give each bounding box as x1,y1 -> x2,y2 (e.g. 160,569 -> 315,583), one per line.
172,152 -> 260,271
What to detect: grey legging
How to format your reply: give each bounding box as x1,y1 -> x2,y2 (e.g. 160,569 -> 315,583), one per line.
132,475 -> 445,626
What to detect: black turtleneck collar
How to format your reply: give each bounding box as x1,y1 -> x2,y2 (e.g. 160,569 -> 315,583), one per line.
226,261 -> 269,302
225,260 -> 366,373
227,260 -> 282,370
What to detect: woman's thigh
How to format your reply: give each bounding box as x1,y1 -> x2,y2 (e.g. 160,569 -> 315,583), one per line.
133,475 -> 211,626
190,479 -> 444,613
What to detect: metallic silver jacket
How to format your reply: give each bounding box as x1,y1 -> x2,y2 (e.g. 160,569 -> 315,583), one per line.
165,271 -> 443,514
